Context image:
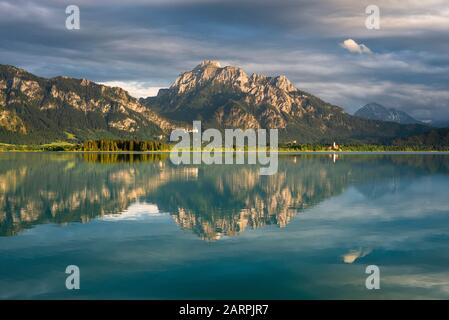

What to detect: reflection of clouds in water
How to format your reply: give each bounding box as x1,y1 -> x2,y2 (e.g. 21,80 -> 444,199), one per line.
342,248 -> 372,264
0,278 -> 53,300
302,176 -> 449,222
102,202 -> 166,221
283,184 -> 449,255
383,269 -> 449,297
308,264 -> 449,299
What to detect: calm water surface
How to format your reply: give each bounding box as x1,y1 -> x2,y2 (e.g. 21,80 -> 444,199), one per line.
1,153 -> 449,299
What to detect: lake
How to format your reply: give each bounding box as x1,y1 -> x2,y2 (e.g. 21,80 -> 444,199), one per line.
1,152 -> 449,299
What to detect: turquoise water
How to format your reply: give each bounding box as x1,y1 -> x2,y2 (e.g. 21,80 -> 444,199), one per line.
1,153 -> 449,299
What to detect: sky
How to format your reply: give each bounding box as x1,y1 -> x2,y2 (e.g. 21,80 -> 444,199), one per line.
1,0 -> 448,121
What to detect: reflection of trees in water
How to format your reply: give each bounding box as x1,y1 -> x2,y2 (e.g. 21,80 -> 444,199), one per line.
0,154 -> 448,239
82,152 -> 168,163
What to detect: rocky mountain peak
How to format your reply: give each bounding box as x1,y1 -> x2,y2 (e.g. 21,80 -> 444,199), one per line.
196,60 -> 222,69
171,60 -> 248,94
147,61 -> 321,129
270,75 -> 296,92
169,60 -> 301,99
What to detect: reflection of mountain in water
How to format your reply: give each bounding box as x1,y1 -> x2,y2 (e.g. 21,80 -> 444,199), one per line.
0,153 -> 184,236
1,153 -> 449,239
155,160 -> 351,240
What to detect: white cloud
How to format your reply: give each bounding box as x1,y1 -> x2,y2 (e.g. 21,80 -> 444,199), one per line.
100,81 -> 162,98
340,39 -> 372,54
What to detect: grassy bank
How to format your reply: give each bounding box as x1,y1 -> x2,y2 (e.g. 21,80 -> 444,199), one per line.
0,142 -> 79,152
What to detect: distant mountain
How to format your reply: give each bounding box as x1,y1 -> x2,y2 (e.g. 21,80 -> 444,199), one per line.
0,64 -> 174,144
355,103 -> 422,125
141,60 -> 429,144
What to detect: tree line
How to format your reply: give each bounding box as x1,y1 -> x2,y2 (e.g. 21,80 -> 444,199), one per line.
279,142 -> 449,152
81,139 -> 170,151
82,153 -> 168,163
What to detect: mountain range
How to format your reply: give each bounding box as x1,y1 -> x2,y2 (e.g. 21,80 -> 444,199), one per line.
0,64 -> 174,144
140,60 -> 431,143
0,60 -> 437,144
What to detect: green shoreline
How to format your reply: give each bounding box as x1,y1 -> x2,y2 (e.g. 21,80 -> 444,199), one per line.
2,149 -> 449,154
2,141 -> 449,153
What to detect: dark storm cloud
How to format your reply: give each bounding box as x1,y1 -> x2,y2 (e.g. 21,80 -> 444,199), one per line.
0,0 -> 448,120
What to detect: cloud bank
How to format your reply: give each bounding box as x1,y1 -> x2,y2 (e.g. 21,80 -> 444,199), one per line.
0,0 -> 448,120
